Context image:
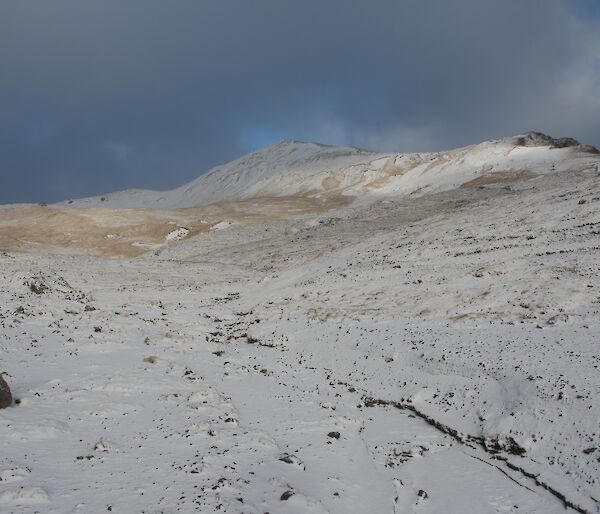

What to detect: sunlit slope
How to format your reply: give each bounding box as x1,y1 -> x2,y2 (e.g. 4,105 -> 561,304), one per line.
59,132 -> 600,209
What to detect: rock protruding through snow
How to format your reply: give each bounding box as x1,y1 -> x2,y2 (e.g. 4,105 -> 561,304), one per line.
0,374 -> 12,408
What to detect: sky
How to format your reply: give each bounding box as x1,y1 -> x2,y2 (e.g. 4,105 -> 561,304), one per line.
1,0 -> 599,204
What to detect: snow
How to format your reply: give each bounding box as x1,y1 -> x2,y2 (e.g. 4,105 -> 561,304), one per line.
58,135 -> 600,210
0,487 -> 49,506
165,227 -> 190,241
209,220 -> 234,231
1,135 -> 599,513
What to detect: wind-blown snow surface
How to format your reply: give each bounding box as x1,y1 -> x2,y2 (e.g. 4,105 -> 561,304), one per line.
2,138 -> 599,513
60,134 -> 599,209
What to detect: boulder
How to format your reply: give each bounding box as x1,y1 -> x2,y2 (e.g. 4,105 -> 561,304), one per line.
0,374 -> 12,408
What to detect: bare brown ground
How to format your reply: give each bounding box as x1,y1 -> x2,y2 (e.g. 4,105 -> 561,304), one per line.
460,170 -> 537,188
0,195 -> 353,257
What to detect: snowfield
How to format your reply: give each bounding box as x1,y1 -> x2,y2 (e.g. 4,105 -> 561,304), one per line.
1,134 -> 599,513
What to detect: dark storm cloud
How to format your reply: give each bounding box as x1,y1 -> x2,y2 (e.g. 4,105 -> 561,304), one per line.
1,0 -> 599,203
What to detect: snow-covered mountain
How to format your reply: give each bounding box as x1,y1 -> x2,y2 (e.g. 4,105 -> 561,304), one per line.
3,131 -> 600,513
61,132 -> 600,209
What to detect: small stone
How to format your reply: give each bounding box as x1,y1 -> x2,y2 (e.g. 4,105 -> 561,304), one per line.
327,431 -> 341,439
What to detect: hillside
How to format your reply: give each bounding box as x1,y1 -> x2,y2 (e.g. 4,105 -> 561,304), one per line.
1,133 -> 599,513
60,132 -> 600,209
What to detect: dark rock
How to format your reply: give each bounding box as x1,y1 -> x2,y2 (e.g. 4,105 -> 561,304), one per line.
579,144 -> 600,154
280,490 -> 294,501
484,436 -> 526,455
505,437 -> 527,456
510,132 -> 599,153
510,132 -> 581,149
29,280 -> 48,295
485,438 -> 503,453
549,137 -> 580,149
327,431 -> 341,439
364,397 -> 389,407
0,374 -> 13,408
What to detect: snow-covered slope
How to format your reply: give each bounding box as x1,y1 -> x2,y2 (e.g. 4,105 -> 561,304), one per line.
0,147 -> 600,508
3,164 -> 600,513
2,132 -> 600,513
60,133 -> 600,209
61,142 -> 378,208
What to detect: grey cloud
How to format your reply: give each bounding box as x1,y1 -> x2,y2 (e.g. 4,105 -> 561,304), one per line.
0,0 -> 598,203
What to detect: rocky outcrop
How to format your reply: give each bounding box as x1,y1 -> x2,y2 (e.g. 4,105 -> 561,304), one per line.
508,131 -> 599,153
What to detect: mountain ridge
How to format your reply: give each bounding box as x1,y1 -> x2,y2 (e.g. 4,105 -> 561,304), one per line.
59,132 -> 600,210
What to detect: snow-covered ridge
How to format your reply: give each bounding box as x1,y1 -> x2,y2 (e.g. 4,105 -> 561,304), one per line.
60,133 -> 600,209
